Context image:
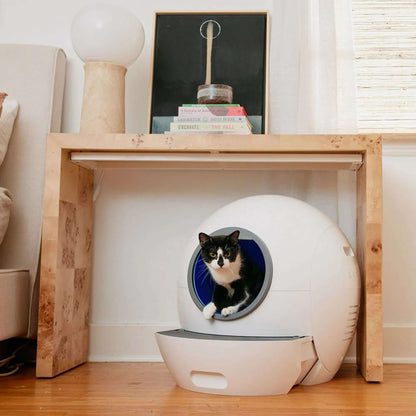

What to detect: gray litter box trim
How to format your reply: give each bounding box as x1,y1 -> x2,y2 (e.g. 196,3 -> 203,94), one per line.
158,329 -> 305,342
187,227 -> 273,321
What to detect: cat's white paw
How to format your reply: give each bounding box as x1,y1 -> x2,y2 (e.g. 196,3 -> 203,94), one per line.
203,302 -> 217,319
221,306 -> 239,317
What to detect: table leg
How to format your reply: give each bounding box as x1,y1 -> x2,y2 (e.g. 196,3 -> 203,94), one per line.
36,139 -> 94,377
356,153 -> 383,382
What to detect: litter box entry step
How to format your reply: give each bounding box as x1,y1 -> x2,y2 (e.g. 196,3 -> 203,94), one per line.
158,329 -> 305,341
156,329 -> 317,395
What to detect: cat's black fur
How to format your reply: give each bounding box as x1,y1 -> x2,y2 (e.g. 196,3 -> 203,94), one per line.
198,230 -> 264,318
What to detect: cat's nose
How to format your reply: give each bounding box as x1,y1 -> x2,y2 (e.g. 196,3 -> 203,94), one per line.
218,255 -> 224,267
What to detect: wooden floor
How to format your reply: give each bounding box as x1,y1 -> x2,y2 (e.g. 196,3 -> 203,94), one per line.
1,363 -> 416,415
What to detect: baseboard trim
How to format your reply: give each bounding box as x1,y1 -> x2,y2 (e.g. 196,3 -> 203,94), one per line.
343,356 -> 356,364
89,354 -> 164,362
88,322 -> 178,362
344,325 -> 416,364
383,324 -> 416,364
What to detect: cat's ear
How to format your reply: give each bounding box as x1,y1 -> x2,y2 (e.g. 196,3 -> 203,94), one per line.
228,230 -> 240,245
199,232 -> 211,247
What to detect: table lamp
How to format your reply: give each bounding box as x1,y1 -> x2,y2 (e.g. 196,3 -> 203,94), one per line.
71,3 -> 145,133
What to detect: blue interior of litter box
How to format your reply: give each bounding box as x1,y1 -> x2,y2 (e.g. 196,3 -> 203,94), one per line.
193,239 -> 266,307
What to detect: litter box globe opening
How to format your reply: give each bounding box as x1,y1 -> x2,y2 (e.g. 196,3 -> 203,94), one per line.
187,227 -> 273,321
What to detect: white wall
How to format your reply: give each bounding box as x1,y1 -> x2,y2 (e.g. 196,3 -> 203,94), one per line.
382,142 -> 416,363
1,0 -> 415,364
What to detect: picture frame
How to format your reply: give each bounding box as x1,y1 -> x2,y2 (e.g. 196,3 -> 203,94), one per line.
148,11 -> 270,134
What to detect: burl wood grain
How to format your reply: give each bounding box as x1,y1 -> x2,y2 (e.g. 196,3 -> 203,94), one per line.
37,140 -> 93,377
356,145 -> 383,381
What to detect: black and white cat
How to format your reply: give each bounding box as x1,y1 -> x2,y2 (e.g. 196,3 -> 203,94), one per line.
198,230 -> 263,319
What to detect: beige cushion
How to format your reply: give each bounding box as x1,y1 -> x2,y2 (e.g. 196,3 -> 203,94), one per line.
0,187 -> 12,245
0,45 -> 66,338
0,95 -> 19,165
0,94 -> 16,246
0,269 -> 30,341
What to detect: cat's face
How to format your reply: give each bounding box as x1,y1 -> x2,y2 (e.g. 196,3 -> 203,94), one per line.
199,230 -> 240,271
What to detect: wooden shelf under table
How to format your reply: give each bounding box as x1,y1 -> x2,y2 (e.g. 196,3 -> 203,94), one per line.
36,133 -> 383,382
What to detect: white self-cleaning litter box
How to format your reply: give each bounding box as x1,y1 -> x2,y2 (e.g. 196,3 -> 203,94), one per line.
156,195 -> 360,395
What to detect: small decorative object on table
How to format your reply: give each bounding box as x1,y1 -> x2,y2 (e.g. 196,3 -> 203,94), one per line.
197,84 -> 232,105
197,20 -> 233,105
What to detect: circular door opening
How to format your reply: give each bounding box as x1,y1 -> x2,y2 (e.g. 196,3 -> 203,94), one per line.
188,227 -> 273,320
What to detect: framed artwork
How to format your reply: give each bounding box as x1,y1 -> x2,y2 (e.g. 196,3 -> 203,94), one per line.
148,11 -> 269,134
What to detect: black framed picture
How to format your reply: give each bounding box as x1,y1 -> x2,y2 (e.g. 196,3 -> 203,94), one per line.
148,12 -> 269,134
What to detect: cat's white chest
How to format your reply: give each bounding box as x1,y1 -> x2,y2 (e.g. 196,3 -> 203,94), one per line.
209,253 -> 242,291
211,268 -> 238,285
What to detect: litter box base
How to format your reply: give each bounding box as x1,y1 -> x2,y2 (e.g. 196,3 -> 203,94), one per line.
156,329 -> 318,396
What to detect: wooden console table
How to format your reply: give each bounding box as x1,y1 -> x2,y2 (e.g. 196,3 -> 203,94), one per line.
36,133 -> 383,382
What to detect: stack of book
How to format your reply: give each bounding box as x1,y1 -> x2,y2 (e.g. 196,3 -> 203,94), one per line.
165,104 -> 252,135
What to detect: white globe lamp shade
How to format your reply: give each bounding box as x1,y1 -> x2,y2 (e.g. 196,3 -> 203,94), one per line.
71,3 -> 145,68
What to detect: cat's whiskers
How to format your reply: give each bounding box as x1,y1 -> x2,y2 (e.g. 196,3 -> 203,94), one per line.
199,267 -> 211,286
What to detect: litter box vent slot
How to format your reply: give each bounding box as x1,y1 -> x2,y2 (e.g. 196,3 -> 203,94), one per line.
190,371 -> 228,389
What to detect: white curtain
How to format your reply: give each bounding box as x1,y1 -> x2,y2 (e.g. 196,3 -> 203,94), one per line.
268,0 -> 358,247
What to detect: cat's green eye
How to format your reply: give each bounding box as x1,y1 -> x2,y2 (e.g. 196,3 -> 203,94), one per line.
209,252 -> 216,258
